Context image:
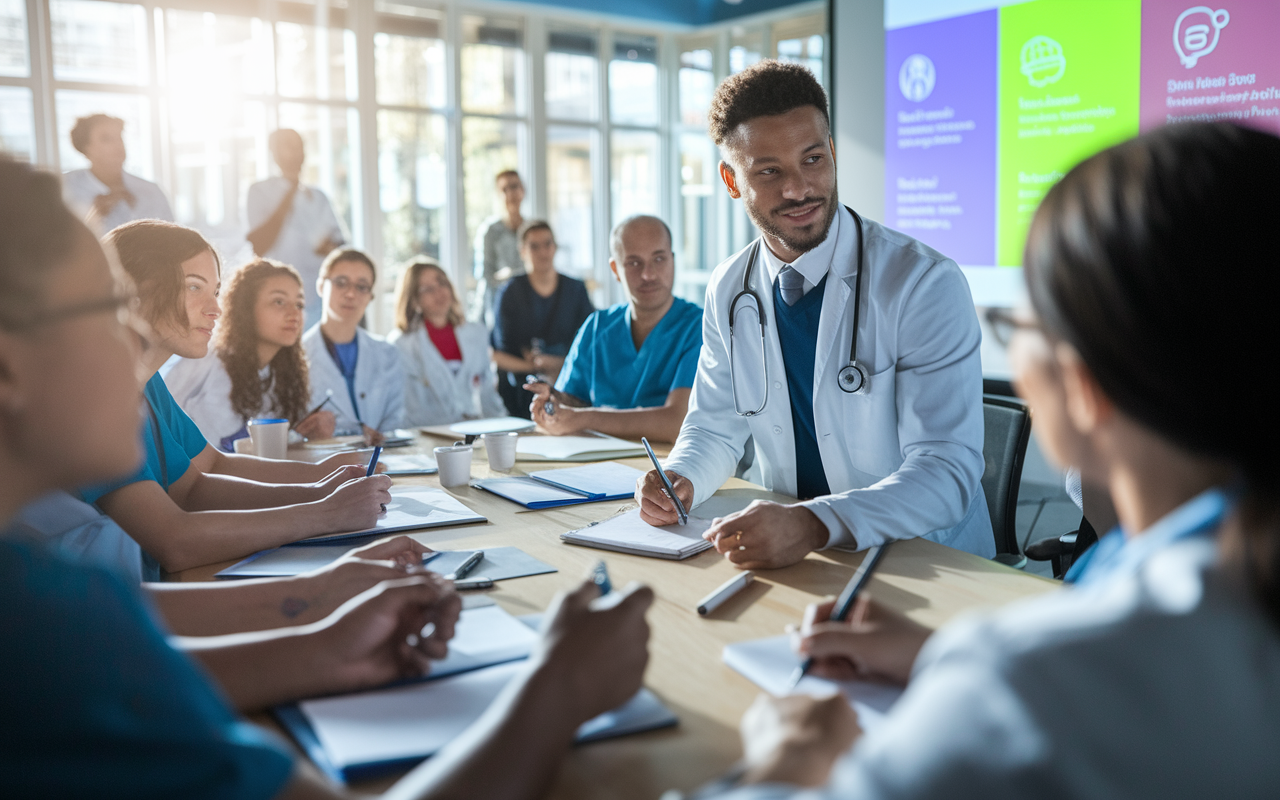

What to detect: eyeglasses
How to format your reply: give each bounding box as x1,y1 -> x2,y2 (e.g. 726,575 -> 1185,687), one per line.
329,277 -> 374,296
984,307 -> 1043,348
3,292 -> 143,334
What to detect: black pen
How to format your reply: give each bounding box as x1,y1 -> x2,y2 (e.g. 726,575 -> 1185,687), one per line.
787,544 -> 887,690
525,373 -> 556,417
447,550 -> 484,580
292,389 -> 335,431
642,437 -> 687,525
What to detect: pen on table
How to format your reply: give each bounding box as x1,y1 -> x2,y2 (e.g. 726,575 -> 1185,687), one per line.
641,437 -> 687,526
696,571 -> 754,616
365,445 -> 383,477
786,544 -> 888,690
447,550 -> 484,581
525,373 -> 556,417
292,390 -> 334,431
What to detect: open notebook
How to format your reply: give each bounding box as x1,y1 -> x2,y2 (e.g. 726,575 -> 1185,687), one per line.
723,634 -> 903,734
474,462 -> 645,509
515,433 -> 646,462
286,486 -> 485,546
278,606 -> 677,784
560,493 -> 753,560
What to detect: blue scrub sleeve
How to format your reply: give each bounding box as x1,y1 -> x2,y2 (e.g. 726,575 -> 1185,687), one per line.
669,317 -> 703,391
554,313 -> 597,401
151,373 -> 212,461
0,539 -> 295,799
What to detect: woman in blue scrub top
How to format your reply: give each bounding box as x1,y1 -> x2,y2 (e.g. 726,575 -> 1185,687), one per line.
0,156 -> 657,800
704,124 -> 1280,798
83,220 -> 393,574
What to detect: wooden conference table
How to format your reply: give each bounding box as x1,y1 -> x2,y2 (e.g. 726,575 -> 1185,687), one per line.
176,431 -> 1056,799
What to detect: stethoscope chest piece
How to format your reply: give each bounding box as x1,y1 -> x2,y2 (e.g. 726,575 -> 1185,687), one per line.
838,362 -> 868,394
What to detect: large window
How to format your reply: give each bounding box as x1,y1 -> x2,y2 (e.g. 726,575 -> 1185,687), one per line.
0,0 -> 827,330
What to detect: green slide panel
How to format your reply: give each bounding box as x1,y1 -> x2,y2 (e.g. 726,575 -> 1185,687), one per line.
996,0 -> 1140,266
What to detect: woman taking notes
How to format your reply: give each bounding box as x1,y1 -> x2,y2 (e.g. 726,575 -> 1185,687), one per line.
389,257 -> 505,425
82,220 -> 390,574
167,259 -> 327,450
302,248 -> 405,443
711,124 -> 1280,797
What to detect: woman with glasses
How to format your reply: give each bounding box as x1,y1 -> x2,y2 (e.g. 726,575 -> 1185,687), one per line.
84,220 -> 391,574
301,248 -> 405,445
168,259 -> 325,450
389,257 -> 505,426
701,123 -> 1280,798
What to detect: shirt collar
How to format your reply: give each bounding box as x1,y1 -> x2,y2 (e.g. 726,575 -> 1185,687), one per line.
1066,486 -> 1231,587
759,204 -> 844,292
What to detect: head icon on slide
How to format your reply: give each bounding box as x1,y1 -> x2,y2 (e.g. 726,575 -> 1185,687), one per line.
1174,6 -> 1230,68
1020,36 -> 1066,88
899,54 -> 936,102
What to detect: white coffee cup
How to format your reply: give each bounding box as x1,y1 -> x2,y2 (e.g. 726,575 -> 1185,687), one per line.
232,436 -> 255,455
248,418 -> 289,460
434,442 -> 474,488
482,431 -> 518,471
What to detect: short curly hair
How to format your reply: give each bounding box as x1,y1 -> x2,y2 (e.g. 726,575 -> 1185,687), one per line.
708,60 -> 829,148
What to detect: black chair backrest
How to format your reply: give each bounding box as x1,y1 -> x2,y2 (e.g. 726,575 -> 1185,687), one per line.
981,394 -> 1032,558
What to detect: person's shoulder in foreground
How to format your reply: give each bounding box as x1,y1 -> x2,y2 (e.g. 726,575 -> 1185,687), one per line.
0,537 -> 293,798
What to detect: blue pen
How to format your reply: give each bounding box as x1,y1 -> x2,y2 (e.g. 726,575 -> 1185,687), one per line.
592,560 -> 612,596
366,445 -> 383,477
642,437 -> 687,525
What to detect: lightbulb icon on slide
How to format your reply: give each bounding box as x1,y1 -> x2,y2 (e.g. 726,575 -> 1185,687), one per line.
899,54 -> 936,102
1174,6 -> 1230,69
1020,36 -> 1066,88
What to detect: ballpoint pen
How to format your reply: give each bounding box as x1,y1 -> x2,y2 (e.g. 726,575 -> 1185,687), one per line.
787,544 -> 887,690
642,436 -> 687,525
447,550 -> 484,581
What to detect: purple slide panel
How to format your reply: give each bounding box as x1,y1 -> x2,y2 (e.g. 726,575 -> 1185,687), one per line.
884,10 -> 997,267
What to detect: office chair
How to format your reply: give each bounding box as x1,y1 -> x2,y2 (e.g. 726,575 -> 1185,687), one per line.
982,394 -> 1032,569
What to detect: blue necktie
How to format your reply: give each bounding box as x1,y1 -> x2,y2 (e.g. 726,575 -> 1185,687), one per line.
778,266 -> 805,306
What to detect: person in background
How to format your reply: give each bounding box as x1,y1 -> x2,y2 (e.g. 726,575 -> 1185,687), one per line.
707,123 -> 1280,799
472,169 -> 527,325
390,257 -> 505,426
0,157 -> 655,800
61,113 -> 173,235
246,129 -> 346,328
491,220 -> 594,419
526,215 -> 701,443
302,248 -> 404,445
168,259 -> 327,450
84,220 -> 390,575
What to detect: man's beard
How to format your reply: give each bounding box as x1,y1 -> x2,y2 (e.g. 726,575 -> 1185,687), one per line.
744,189 -> 839,256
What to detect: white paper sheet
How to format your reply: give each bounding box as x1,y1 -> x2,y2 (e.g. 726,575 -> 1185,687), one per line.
381,454 -> 438,475
516,433 -> 646,461
561,493 -> 755,558
427,604 -> 540,677
292,486 -> 485,544
722,635 -> 903,733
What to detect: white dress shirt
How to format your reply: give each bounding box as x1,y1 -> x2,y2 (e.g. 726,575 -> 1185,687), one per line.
62,169 -> 174,235
715,489 -> 1280,799
245,177 -> 345,328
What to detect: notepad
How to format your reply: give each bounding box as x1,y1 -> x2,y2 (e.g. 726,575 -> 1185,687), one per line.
287,486 -> 486,546
516,433 -> 646,462
474,462 -> 645,509
722,635 -> 902,733
418,417 -> 537,439
215,545 -> 557,581
426,604 -> 540,678
381,454 -> 438,475
559,493 -> 751,560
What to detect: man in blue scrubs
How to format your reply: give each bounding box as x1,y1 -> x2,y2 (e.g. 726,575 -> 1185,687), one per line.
526,215 -> 702,443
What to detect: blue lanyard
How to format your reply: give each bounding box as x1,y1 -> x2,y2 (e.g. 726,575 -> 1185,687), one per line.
1066,487 -> 1230,587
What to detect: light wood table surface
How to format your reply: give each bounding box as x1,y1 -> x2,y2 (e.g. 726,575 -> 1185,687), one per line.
175,432 -> 1057,799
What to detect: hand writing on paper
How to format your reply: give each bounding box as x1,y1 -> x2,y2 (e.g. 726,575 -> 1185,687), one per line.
319,474 -> 393,534
703,500 -> 827,569
792,595 -> 931,686
636,469 -> 694,526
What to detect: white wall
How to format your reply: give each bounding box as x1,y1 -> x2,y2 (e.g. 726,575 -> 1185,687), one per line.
830,0 -> 885,222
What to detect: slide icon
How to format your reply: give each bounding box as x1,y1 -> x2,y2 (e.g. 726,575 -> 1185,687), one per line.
899,54 -> 936,102
1174,6 -> 1230,68
1020,36 -> 1066,88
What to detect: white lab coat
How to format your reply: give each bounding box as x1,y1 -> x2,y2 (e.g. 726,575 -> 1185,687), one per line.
302,325 -> 405,436
666,206 -> 993,556
388,322 -> 506,426
165,352 -> 274,449
62,168 -> 174,235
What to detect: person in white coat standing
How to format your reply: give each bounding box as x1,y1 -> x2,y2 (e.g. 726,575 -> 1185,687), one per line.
301,249 -> 404,445
637,61 -> 993,568
389,257 -> 505,426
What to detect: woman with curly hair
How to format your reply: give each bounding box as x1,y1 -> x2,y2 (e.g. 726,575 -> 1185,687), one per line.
168,259 -> 328,450
81,220 -> 391,574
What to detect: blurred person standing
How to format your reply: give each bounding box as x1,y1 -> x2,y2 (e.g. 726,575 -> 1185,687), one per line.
472,169 -> 526,325
246,129 -> 346,328
62,114 -> 173,235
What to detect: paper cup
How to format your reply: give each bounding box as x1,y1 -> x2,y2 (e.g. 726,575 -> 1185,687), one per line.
434,443 -> 474,487
248,418 -> 289,460
482,431 -> 518,471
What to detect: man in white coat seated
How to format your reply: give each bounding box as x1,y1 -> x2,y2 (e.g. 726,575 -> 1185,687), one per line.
301,249 -> 404,445
637,60 -> 993,567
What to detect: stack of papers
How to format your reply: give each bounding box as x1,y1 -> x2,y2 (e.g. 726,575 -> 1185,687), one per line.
381,454 -> 438,475
722,635 -> 902,733
515,433 -> 646,462
278,605 -> 677,783
560,494 -> 752,560
474,462 -> 644,509
287,486 -> 485,546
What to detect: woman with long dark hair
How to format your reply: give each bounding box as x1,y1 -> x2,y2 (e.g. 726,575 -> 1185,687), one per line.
710,123 -> 1280,797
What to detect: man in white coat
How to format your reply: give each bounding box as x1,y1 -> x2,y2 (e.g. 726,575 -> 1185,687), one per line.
637,61 -> 993,567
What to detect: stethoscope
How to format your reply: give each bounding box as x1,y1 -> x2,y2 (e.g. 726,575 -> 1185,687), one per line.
728,208 -> 867,416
